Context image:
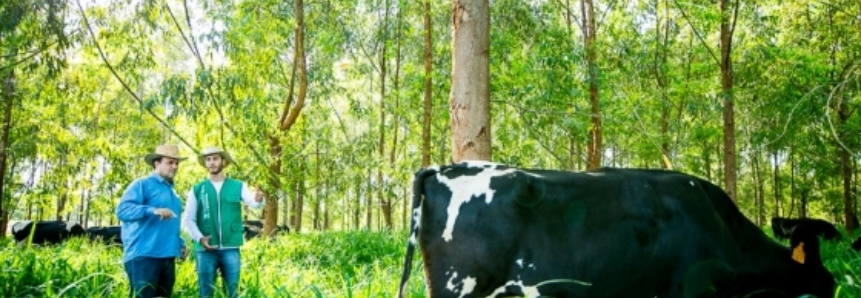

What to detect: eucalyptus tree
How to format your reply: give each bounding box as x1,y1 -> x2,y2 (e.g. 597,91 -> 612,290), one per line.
718,0 -> 739,202
451,0 -> 491,162
421,0 -> 434,167
0,0 -> 78,235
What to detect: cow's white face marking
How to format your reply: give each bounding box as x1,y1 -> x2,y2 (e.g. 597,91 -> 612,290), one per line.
689,180 -> 695,187
436,165 -> 519,242
516,259 -> 523,268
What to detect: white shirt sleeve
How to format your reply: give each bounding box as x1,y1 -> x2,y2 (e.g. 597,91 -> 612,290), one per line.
183,189 -> 205,241
241,183 -> 264,209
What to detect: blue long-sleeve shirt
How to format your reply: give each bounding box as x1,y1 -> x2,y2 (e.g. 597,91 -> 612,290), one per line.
116,172 -> 185,263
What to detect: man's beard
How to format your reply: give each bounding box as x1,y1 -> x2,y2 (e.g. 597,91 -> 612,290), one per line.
208,167 -> 223,175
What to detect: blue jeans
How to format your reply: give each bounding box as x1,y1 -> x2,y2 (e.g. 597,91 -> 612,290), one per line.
195,249 -> 241,298
124,257 -> 176,298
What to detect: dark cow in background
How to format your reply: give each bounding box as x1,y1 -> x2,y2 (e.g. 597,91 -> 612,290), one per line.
243,220 -> 263,240
771,217 -> 841,241
86,226 -> 122,245
398,162 -> 835,298
852,236 -> 861,251
11,220 -> 86,245
242,220 -> 289,240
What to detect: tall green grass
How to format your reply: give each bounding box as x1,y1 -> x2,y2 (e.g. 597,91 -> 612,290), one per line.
2,230 -> 859,297
0,231 -> 428,298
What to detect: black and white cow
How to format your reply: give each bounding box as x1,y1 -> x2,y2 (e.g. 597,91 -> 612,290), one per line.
771,217 -> 841,241
397,162 -> 835,298
86,225 -> 123,245
11,220 -> 86,245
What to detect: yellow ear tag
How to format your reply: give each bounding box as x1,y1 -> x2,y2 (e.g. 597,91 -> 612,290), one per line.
792,242 -> 806,264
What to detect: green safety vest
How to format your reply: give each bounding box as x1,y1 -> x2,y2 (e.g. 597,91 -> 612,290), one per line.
194,178 -> 244,250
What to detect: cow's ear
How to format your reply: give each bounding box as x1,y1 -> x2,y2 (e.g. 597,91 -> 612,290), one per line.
791,242 -> 805,264
789,225 -> 823,266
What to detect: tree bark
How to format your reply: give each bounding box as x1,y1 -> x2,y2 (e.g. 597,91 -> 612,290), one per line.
313,142 -> 320,231
655,0 -> 673,169
789,148 -> 797,218
293,163 -> 304,233
719,0 -> 737,202
265,133 -> 283,236
0,70 -> 14,238
772,151 -> 781,217
386,4 -> 403,230
582,0 -> 601,170
752,152 -> 763,227
422,0 -> 433,168
450,0 -> 491,162
838,97 -> 858,233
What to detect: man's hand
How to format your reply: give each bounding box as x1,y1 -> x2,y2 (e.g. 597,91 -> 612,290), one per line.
200,236 -> 215,250
180,247 -> 189,261
153,208 -> 176,220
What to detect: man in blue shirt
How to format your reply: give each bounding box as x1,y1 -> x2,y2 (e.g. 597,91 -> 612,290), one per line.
117,144 -> 189,298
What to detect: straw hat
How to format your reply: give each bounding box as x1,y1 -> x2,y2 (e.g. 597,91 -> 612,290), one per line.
198,146 -> 234,167
144,144 -> 187,165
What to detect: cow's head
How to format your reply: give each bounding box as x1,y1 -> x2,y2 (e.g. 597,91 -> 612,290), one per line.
785,224 -> 835,298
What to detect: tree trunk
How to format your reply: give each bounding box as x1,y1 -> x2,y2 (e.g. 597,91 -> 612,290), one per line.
655,0 -> 673,169
84,190 -> 91,228
384,2 -> 403,230
828,2 -> 859,233
365,168 -> 372,229
582,0 -> 601,170
422,0 -> 433,168
281,185 -> 289,226
839,100 -> 858,233
313,142 -> 320,231
0,70 -> 14,238
704,139 -> 712,181
56,189 -> 67,221
324,179 -> 330,230
800,189 -> 808,218
293,165 -> 304,233
377,0 -> 392,230
265,0 -> 307,236
752,152 -> 763,227
265,134 -> 283,236
353,176 -> 360,229
450,0 -> 491,162
719,0 -> 737,202
772,151 -> 781,217
789,148 -> 797,218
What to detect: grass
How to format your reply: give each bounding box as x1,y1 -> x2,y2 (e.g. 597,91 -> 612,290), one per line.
1,229 -> 860,298
0,231 -> 429,298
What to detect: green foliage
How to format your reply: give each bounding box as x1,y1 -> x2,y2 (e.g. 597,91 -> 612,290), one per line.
1,0 -> 860,233
0,231 -> 426,298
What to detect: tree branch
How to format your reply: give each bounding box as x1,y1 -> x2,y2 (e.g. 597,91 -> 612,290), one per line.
74,0 -> 197,153
669,0 -> 721,66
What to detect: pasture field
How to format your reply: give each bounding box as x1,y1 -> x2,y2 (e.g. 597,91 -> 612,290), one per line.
1,229 -> 861,298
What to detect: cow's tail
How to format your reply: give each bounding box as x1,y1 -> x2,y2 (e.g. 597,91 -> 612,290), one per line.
397,167 -> 436,298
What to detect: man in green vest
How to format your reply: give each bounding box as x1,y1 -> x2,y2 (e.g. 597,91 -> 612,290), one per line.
182,146 -> 263,298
